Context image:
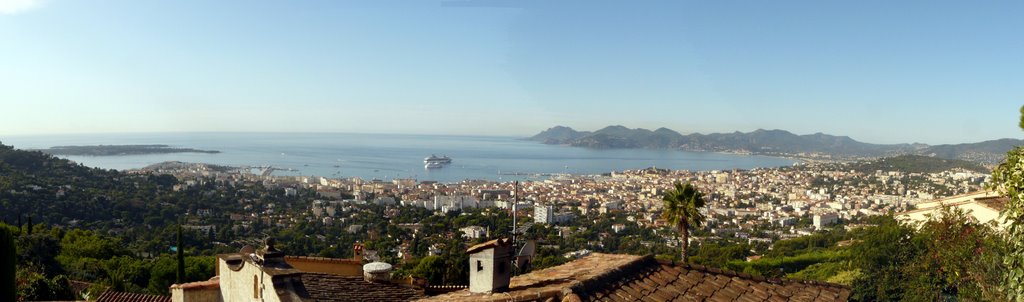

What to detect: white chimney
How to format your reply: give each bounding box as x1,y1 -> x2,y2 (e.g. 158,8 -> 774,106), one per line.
467,238 -> 513,293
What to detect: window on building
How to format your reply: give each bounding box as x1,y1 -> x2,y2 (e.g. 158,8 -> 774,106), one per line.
253,275 -> 259,299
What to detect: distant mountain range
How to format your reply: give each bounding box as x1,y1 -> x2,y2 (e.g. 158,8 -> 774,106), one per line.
528,125 -> 1022,165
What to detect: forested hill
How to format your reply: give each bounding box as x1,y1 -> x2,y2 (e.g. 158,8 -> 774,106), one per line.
0,142 -> 179,228
36,144 -> 220,156
844,155 -> 989,174
529,125 -> 1021,164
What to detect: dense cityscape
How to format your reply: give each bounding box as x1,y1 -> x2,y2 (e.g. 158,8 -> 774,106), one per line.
152,155 -> 988,258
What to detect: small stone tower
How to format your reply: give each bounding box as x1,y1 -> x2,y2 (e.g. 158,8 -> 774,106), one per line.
467,238 -> 513,293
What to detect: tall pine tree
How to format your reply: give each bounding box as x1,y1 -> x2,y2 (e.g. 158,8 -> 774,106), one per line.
176,224 -> 185,284
1,226 -> 16,301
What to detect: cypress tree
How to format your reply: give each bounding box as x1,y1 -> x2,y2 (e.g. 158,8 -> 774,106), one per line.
1019,105 -> 1024,130
176,225 -> 185,284
1,226 -> 16,301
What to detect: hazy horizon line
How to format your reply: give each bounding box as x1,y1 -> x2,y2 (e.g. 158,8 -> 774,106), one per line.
2,127 -> 1020,147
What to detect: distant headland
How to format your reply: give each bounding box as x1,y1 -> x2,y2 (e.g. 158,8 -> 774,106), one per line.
528,125 -> 1022,165
36,144 -> 220,156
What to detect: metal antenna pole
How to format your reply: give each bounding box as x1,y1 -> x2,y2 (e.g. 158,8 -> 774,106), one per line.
512,181 -> 518,274
512,181 -> 518,244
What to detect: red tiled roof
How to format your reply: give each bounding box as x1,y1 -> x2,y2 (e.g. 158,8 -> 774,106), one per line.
418,253 -> 850,302
285,255 -> 362,264
467,238 -> 511,254
976,196 -> 1008,212
575,258 -> 850,301
295,273 -> 426,302
96,290 -> 171,302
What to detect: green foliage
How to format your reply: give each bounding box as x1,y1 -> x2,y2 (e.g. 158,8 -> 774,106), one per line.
689,243 -> 750,268
847,154 -> 988,174
17,228 -> 63,275
731,211 -> 1006,301
176,225 -> 184,284
825,269 -> 861,286
846,210 -> 1007,301
787,261 -> 848,282
726,249 -> 847,279
1,224 -> 15,302
662,182 -> 705,262
990,144 -> 1024,301
59,229 -> 124,259
105,256 -> 150,292
849,216 -> 921,301
147,256 -> 214,295
411,256 -> 445,285
900,207 -> 1006,301
57,229 -> 126,281
15,269 -> 74,301
765,229 -> 846,258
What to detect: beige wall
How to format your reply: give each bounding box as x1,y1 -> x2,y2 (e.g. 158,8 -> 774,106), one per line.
171,287 -> 221,302
898,191 -> 1007,230
218,257 -> 284,302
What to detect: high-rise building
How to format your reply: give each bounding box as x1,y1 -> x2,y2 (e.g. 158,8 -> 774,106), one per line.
534,204 -> 554,224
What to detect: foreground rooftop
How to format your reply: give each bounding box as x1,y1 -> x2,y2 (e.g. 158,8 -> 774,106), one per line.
418,253 -> 850,302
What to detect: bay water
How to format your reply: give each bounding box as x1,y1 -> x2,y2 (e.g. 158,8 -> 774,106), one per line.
2,133 -> 797,183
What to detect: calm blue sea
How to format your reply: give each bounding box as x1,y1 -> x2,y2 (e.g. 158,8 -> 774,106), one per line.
1,133 -> 797,183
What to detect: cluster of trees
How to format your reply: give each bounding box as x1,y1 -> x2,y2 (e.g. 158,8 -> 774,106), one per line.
0,141 -> 322,299
2,222 -> 215,300
682,208 -> 1007,301
845,154 -> 989,174
989,106 -> 1024,301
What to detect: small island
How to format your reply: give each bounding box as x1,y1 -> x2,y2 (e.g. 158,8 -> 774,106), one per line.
37,144 -> 220,156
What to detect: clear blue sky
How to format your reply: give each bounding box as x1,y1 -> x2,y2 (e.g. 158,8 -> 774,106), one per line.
1,0 -> 1021,144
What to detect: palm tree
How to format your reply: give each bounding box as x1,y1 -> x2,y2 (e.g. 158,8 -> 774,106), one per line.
661,182 -> 705,263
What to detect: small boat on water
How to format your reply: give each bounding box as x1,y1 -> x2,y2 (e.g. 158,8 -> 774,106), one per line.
425,162 -> 444,169
424,154 -> 452,164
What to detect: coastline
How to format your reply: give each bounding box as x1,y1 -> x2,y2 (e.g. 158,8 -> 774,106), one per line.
6,133 -> 801,183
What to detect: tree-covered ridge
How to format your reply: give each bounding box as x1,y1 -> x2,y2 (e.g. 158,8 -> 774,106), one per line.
0,141 -> 180,228
36,145 -> 219,156
844,154 -> 989,174
529,125 -> 1021,163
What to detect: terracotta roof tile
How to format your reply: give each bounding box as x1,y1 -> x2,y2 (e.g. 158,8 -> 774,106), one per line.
285,255 -> 362,265
297,273 -> 425,302
466,238 -> 512,254
95,290 -> 171,302
417,253 -> 851,302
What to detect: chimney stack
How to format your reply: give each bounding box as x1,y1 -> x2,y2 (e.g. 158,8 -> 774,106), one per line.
257,238 -> 285,266
353,242 -> 364,262
362,262 -> 393,283
466,238 -> 513,293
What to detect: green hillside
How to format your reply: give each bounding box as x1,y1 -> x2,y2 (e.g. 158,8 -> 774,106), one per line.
847,154 -> 988,174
